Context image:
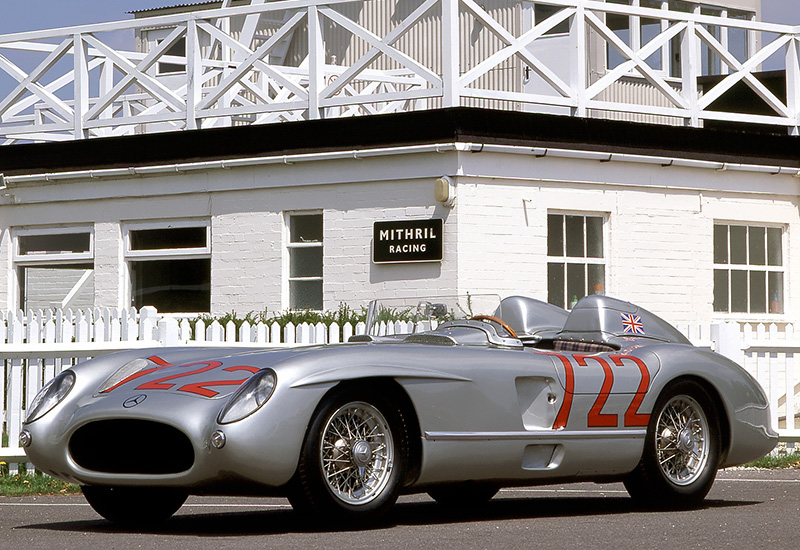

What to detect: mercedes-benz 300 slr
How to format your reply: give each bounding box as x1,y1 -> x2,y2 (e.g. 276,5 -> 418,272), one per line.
21,295 -> 777,524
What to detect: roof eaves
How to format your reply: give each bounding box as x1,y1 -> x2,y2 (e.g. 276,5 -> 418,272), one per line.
128,2 -> 220,15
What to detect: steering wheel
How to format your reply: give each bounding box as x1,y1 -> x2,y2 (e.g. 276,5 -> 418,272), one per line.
470,315 -> 519,339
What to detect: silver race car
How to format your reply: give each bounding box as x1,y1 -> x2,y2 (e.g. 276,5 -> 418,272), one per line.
21,295 -> 777,524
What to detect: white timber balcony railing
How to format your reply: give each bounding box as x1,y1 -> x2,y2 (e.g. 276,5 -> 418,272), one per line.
1,0 -> 799,144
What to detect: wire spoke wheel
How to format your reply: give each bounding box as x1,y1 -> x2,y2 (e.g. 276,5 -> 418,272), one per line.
623,380 -> 720,508
655,395 -> 710,486
320,402 -> 394,506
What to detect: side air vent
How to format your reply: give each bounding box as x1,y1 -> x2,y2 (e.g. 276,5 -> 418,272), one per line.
69,419 -> 194,474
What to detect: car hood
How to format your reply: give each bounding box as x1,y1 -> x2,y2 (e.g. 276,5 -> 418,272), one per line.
92,346 -> 321,401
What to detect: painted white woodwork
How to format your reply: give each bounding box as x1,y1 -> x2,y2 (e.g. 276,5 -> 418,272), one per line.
0,0 -> 797,143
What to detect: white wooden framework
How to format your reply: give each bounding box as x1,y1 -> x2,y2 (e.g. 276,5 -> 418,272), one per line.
0,0 -> 799,144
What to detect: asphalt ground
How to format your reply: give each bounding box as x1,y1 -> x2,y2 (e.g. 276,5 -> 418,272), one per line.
1,469 -> 798,550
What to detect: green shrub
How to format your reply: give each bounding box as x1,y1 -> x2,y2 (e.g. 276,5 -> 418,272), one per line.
190,303 -> 369,339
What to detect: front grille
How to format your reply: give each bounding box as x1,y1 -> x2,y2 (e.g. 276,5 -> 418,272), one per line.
69,419 -> 194,474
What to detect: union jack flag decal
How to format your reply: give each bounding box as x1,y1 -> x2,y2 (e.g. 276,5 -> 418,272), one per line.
621,313 -> 645,335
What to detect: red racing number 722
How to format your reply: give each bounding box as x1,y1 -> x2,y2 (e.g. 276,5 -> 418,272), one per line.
543,352 -> 651,430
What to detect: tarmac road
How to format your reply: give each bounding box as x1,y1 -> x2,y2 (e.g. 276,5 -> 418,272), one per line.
1,469 -> 798,550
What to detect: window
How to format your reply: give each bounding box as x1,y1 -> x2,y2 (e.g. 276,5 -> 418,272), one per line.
534,3 -> 570,35
606,0 -> 667,72
287,213 -> 323,310
700,6 -> 723,76
606,0 -> 634,71
604,1 -> 754,77
125,221 -> 210,313
157,37 -> 186,75
727,10 -> 753,65
13,228 -> 94,311
547,214 -> 606,309
714,224 -> 784,315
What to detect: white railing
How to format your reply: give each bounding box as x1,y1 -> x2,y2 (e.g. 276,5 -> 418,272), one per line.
1,0 -> 799,144
1,307 -> 798,465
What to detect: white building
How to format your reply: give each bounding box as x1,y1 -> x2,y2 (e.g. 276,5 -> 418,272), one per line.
1,0 -> 798,328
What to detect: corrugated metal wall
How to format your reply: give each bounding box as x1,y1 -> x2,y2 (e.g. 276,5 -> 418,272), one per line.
594,77 -> 684,125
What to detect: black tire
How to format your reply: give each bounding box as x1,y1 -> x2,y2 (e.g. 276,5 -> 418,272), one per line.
624,379 -> 721,509
428,482 -> 500,508
82,486 -> 187,524
288,387 -> 408,523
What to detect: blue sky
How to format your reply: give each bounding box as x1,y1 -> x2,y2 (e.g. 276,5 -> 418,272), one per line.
0,1 -> 177,34
0,0 -> 798,34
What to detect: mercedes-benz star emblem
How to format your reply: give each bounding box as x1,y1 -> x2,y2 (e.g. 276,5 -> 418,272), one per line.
123,394 -> 147,408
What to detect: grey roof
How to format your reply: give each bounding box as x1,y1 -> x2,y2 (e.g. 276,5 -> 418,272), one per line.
129,2 -> 220,14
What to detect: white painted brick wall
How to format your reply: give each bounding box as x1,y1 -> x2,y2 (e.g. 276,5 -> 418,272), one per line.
0,147 -> 798,327
210,193 -> 283,314
453,153 -> 800,326
93,221 -> 122,309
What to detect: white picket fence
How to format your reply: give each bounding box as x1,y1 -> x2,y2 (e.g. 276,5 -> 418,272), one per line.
1,308 -> 798,465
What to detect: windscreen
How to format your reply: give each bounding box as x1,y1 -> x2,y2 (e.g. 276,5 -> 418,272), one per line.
365,294 -> 501,337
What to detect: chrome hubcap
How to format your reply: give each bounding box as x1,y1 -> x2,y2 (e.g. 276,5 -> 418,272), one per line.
655,395 -> 710,486
320,402 -> 394,505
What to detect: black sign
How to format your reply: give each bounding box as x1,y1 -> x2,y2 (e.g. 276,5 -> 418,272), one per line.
373,219 -> 443,263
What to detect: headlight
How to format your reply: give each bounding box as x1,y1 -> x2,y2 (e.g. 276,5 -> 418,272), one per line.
26,371 -> 75,423
217,369 -> 277,424
96,358 -> 152,394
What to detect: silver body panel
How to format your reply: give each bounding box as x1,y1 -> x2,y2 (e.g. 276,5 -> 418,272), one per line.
23,296 -> 777,495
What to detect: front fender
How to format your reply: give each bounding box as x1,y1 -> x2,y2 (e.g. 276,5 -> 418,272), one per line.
644,345 -> 777,465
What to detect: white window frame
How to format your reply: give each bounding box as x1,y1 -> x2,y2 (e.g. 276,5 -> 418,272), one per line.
123,219 -> 212,313
124,219 -> 211,260
284,211 -> 323,311
12,225 -> 95,310
145,28 -> 188,76
13,225 -> 94,266
713,221 -> 786,318
546,211 -> 608,310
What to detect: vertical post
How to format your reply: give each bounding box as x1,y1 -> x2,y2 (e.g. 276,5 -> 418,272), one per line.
186,19 -> 202,130
713,321 -> 744,366
158,317 -> 180,346
748,12 -> 757,66
44,319 -> 56,382
768,324 -> 780,435
786,36 -> 800,136
630,1 -> 640,54
719,9 -> 729,75
660,1 -> 669,76
786,325 -> 796,436
219,11 -> 233,127
73,33 -> 89,139
25,314 -> 41,416
98,57 -> 114,134
681,19 -> 700,127
8,313 -> 23,473
308,5 -> 324,119
139,306 -> 158,341
441,0 -> 460,108
571,0 -> 587,117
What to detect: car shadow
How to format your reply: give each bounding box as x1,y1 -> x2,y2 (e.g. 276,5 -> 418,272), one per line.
18,496 -> 761,537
